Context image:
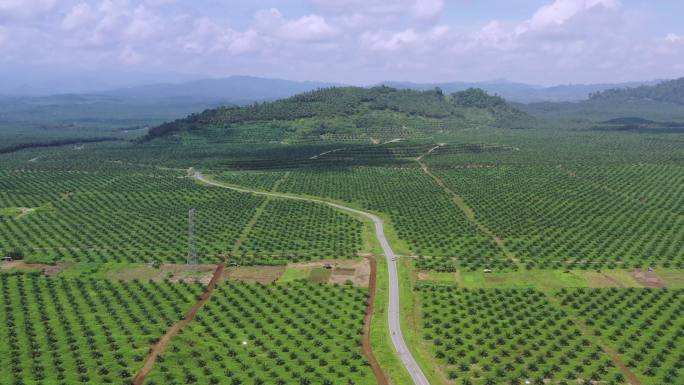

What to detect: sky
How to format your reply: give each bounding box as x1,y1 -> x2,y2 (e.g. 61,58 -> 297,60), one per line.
1,0 -> 683,91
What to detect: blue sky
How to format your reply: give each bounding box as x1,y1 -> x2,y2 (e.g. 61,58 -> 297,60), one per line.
0,0 -> 683,91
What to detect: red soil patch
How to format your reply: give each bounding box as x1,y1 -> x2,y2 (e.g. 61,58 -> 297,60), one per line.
362,256 -> 389,385
606,347 -> 642,385
631,270 -> 666,288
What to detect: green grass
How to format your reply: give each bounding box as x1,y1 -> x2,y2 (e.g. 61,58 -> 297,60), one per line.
278,266 -> 310,282
0,207 -> 21,217
417,270 -> 457,285
459,269 -> 587,289
582,269 -> 642,287
656,269 -> 684,288
399,258 -> 448,385
309,267 -> 332,283
370,254 -> 414,385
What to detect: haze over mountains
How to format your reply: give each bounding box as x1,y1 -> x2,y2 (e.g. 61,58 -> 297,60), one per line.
2,75 -> 682,130
0,75 -> 664,104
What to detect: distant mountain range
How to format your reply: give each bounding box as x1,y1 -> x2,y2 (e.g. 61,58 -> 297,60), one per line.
0,75 -> 666,104
1,75 -> 682,129
0,77 -> 342,128
83,77 -> 667,104
0,69 -> 205,96
98,76 -> 342,104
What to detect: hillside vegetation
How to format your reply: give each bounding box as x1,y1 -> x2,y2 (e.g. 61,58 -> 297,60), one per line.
589,77 -> 684,105
144,86 -> 529,141
524,78 -> 684,122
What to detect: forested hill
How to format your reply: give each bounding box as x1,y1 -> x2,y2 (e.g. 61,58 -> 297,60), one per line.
589,77 -> 684,105
143,86 -> 529,141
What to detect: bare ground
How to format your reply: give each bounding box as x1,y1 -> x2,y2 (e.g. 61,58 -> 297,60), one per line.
584,271 -> 627,288
300,258 -> 371,287
631,270 -> 666,288
361,256 -> 390,385
16,207 -> 37,219
0,260 -> 71,275
223,265 -> 286,284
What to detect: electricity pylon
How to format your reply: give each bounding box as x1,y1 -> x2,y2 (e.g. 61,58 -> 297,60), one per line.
187,208 -> 198,266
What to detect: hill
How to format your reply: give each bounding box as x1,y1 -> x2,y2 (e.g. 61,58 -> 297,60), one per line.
588,77 -> 684,105
0,76 -> 342,136
379,79 -> 661,103
143,86 -> 530,142
591,117 -> 684,133
522,78 -> 684,122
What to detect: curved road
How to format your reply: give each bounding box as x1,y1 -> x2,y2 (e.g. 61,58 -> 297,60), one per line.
194,172 -> 430,385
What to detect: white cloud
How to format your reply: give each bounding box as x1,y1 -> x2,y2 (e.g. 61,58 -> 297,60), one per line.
666,33 -> 682,43
254,8 -> 283,32
0,0 -> 682,86
411,0 -> 445,20
60,1 -> 167,50
280,15 -> 338,42
254,8 -> 337,42
361,25 -> 448,52
310,0 -> 409,15
123,5 -> 164,41
311,0 -> 444,21
475,21 -> 517,50
362,29 -> 419,51
61,4 -> 95,30
226,29 -> 261,55
528,0 -> 621,29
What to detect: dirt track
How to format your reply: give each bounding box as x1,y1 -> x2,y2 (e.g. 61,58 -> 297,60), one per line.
544,290 -> 642,385
361,256 -> 390,385
131,262 -> 225,385
606,347 -> 642,385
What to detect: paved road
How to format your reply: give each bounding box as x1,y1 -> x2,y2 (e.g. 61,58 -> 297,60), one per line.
194,172 -> 430,385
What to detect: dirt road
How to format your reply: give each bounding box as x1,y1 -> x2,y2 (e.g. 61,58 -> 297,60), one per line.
131,262 -> 225,385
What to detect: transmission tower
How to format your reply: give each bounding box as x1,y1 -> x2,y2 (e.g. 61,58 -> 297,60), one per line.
187,208 -> 198,266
